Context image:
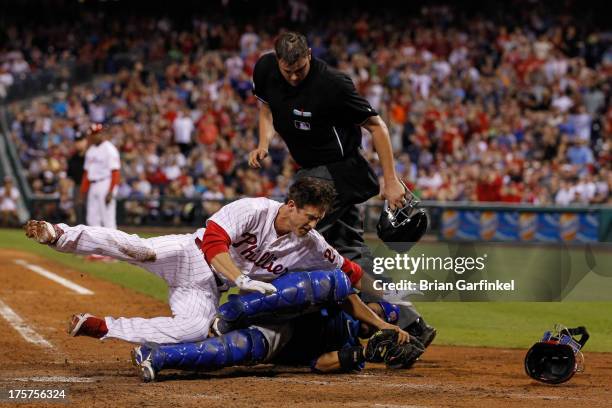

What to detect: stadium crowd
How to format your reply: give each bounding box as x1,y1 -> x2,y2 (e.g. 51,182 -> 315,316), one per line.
4,1 -> 611,224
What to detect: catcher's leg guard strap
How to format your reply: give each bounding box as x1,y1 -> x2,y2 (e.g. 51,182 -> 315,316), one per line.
149,328 -> 268,372
218,269 -> 352,326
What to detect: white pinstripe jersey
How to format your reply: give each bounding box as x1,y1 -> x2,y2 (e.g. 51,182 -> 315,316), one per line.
84,140 -> 120,180
206,197 -> 344,282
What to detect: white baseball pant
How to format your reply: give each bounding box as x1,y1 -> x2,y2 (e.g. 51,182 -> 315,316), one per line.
55,224 -> 219,344
86,179 -> 116,229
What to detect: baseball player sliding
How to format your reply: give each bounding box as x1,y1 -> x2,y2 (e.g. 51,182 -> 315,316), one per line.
81,123 -> 120,229
24,177 -> 380,345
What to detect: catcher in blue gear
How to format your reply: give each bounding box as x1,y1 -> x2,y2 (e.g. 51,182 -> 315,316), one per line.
131,270 -> 422,381
272,300 -> 424,373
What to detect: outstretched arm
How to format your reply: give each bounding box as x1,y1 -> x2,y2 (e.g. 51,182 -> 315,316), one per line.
362,115 -> 406,210
313,351 -> 342,372
313,346 -> 366,373
201,221 -> 276,294
341,294 -> 408,344
249,103 -> 277,168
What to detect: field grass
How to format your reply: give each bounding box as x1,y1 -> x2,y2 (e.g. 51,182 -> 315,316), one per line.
0,228 -> 168,301
415,302 -> 612,351
2,227 -> 611,351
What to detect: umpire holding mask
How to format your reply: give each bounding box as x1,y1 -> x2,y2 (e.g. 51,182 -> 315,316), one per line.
248,32 -> 436,345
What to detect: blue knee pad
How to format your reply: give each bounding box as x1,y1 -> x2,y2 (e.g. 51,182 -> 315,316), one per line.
219,269 -> 352,327
149,328 -> 268,372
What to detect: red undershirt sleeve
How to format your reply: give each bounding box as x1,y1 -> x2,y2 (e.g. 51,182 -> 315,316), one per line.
109,169 -> 120,194
80,171 -> 90,193
200,220 -> 231,264
340,257 -> 363,286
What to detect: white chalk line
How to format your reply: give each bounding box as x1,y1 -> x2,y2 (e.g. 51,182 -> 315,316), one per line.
0,298 -> 52,348
251,377 -> 579,401
14,259 -> 93,295
190,394 -> 222,400
332,403 -> 428,408
6,376 -> 95,383
373,405 -> 428,408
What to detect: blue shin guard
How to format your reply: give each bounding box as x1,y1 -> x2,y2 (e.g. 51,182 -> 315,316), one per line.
218,269 -> 352,331
147,328 -> 269,372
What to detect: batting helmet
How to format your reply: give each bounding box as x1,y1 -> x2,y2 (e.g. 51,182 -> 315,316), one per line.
524,324 -> 589,384
377,182 -> 428,253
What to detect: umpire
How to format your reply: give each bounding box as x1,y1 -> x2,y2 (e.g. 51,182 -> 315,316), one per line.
248,32 -> 433,338
67,131 -> 87,224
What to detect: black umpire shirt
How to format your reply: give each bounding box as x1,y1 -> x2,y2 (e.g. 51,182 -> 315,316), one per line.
253,53 -> 378,168
67,151 -> 85,186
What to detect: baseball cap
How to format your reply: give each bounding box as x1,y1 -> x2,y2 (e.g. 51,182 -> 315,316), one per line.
86,123 -> 105,135
378,301 -> 400,324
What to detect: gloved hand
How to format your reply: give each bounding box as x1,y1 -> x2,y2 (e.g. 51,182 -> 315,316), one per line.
235,275 -> 277,295
365,329 -> 425,369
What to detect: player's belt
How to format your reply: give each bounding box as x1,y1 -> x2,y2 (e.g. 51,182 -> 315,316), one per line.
89,177 -> 110,183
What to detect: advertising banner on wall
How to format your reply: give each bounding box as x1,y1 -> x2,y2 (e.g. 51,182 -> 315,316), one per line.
441,210 -> 599,243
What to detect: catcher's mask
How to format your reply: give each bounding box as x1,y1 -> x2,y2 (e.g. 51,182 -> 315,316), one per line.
524,324 -> 589,385
377,182 -> 428,253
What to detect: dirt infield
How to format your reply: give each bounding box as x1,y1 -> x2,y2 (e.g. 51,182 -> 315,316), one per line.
1,249 -> 611,408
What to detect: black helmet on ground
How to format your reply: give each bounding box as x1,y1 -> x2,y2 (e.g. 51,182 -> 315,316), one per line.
524,324 -> 589,385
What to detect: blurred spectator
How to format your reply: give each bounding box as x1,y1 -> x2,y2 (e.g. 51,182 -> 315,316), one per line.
567,139 -> 595,167
4,0 -> 610,228
555,180 -> 576,205
0,66 -> 14,99
173,109 -> 195,156
0,177 -> 20,227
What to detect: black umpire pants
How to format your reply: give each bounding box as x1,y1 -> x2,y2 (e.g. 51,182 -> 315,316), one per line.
296,167 -> 420,328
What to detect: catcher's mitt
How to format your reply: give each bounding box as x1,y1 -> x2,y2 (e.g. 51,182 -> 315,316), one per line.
524,324 -> 589,384
385,336 -> 425,369
365,329 -> 425,368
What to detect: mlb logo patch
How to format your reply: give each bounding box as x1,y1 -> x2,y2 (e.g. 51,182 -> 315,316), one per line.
388,311 -> 397,322
294,120 -> 311,131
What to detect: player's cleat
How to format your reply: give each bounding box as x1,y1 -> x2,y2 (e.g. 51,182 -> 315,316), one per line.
405,317 -> 437,349
68,313 -> 108,338
24,220 -> 63,245
131,345 -> 156,382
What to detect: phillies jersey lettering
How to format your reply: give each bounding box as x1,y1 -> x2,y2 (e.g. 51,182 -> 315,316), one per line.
232,232 -> 288,275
